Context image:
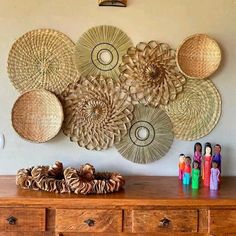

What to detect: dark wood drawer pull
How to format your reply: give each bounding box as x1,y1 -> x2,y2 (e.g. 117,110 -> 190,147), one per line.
7,216 -> 17,225
159,217 -> 170,227
84,219 -> 95,227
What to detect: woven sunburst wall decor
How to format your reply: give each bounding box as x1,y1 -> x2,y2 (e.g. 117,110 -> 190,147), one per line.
7,29 -> 79,95
161,79 -> 221,140
73,25 -> 133,78
115,105 -> 173,164
119,41 -> 186,107
60,75 -> 134,150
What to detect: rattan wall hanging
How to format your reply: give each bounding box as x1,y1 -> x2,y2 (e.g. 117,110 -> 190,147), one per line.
60,75 -> 134,150
73,25 -> 133,78
176,34 -> 221,79
12,90 -> 64,143
115,105 -> 173,164
119,41 -> 186,107
161,79 -> 221,140
7,29 -> 79,95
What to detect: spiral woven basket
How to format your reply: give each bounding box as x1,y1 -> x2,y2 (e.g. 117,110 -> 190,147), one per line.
176,34 -> 221,79
11,90 -> 64,143
7,29 -> 79,95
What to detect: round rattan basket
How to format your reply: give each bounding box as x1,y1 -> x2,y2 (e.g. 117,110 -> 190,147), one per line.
11,90 -> 64,143
176,34 -> 221,79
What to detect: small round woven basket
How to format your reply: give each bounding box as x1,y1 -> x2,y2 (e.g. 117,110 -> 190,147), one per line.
176,34 -> 221,79
11,90 -> 64,143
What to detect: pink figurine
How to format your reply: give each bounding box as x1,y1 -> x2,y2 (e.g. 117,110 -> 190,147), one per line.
210,161 -> 220,190
178,154 -> 185,180
203,142 -> 212,187
194,142 -> 202,168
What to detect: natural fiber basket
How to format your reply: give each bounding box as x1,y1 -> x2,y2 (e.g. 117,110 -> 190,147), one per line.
12,90 -> 64,143
7,29 -> 79,95
176,34 -> 221,79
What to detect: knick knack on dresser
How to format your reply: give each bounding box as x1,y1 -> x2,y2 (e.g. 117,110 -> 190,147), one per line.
178,154 -> 185,180
213,144 -> 222,174
183,156 -> 191,185
194,142 -> 202,168
203,142 -> 212,187
192,160 -> 200,189
210,161 -> 220,190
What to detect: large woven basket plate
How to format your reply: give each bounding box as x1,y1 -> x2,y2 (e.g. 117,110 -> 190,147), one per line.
176,34 -> 221,79
12,90 -> 64,143
7,29 -> 78,95
161,79 -> 221,140
115,105 -> 173,164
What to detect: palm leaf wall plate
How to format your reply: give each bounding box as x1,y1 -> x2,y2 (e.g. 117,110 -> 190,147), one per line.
73,25 -> 133,78
7,29 -> 79,95
161,79 -> 222,140
115,105 -> 174,164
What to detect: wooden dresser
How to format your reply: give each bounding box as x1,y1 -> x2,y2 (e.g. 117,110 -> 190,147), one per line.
0,176 -> 236,236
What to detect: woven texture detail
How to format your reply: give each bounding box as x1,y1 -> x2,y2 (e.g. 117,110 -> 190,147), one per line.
119,41 -> 186,107
11,90 -> 63,143
115,105 -> 174,164
60,75 -> 134,150
8,29 -> 79,94
176,34 -> 221,79
161,79 -> 221,140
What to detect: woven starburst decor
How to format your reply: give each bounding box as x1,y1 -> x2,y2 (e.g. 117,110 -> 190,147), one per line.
161,79 -> 221,140
115,105 -> 174,164
119,41 -> 186,107
73,25 -> 133,78
7,29 -> 79,95
60,75 -> 134,150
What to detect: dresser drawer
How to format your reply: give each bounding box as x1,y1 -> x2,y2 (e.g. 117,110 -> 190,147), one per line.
0,207 -> 45,232
130,209 -> 198,233
55,209 -> 122,233
209,209 -> 236,234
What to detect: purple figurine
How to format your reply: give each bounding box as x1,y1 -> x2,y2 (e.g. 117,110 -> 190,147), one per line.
194,142 -> 202,167
212,144 -> 222,173
210,161 -> 220,190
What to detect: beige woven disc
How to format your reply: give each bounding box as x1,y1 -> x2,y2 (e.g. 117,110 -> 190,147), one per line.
8,29 -> 79,95
74,25 -> 133,78
176,34 -> 221,79
161,79 -> 221,140
115,105 -> 174,164
12,90 -> 64,143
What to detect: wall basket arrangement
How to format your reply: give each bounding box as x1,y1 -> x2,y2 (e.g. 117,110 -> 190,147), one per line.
11,90 -> 64,143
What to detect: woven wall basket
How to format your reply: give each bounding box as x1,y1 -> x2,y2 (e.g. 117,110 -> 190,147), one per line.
60,75 -> 134,150
176,34 -> 221,79
12,90 -> 64,143
161,79 -> 221,140
73,25 -> 133,78
7,29 -> 79,95
115,105 -> 174,164
119,41 -> 186,107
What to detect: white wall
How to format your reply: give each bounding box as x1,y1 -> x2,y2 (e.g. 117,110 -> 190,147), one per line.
0,0 -> 235,175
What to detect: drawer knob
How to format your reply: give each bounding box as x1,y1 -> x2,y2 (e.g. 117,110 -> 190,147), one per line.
7,216 -> 17,225
159,217 -> 170,227
84,218 -> 95,227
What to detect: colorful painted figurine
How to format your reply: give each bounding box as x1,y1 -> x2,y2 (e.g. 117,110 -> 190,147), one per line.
194,142 -> 202,168
178,154 -> 185,180
203,142 -> 212,187
213,144 -> 222,173
210,161 -> 220,190
192,160 -> 200,189
183,156 -> 191,185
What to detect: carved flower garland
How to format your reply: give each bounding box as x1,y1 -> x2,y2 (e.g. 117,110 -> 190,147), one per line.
60,75 -> 134,150
119,41 -> 186,106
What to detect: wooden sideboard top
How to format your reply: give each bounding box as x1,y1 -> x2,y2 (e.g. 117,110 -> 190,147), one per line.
0,175 -> 236,207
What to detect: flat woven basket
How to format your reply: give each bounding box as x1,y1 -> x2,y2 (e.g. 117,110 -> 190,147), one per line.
176,34 -> 221,79
7,29 -> 79,95
12,90 -> 64,143
161,79 -> 221,141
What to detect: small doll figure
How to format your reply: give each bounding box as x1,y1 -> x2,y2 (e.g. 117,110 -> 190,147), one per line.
178,154 -> 185,180
210,161 -> 220,190
183,156 -> 191,185
213,144 -> 222,173
203,142 -> 212,187
194,142 -> 202,168
192,161 -> 200,189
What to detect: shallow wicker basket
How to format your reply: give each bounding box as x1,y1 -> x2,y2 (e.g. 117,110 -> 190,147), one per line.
11,90 -> 64,143
176,34 -> 221,79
